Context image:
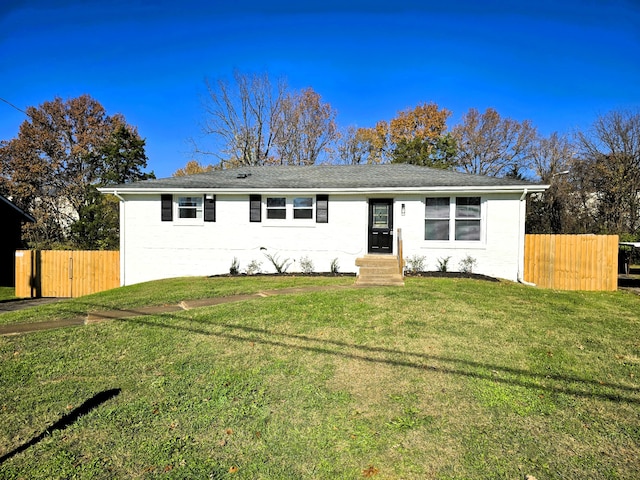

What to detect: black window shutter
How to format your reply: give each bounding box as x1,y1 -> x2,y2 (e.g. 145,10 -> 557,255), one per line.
161,194 -> 173,221
250,195 -> 262,222
316,194 -> 328,223
204,195 -> 216,222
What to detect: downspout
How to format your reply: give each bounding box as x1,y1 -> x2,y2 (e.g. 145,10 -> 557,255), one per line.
517,188 -> 536,286
113,191 -> 126,287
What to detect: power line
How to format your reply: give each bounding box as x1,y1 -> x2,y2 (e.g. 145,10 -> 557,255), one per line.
0,96 -> 29,117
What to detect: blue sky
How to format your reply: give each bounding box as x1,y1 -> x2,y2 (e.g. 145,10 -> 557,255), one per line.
1,0 -> 639,178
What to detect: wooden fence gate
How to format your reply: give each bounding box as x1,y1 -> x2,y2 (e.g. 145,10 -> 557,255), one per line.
524,235 -> 618,291
15,250 -> 120,298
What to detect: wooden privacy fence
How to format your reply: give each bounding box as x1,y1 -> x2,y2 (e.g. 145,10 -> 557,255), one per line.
524,235 -> 619,291
15,250 -> 119,298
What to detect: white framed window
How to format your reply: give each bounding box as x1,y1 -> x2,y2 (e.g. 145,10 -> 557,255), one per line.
253,195 -> 327,223
455,197 -> 481,241
425,196 -> 482,242
425,197 -> 450,240
178,196 -> 203,219
266,197 -> 286,219
293,197 -> 313,219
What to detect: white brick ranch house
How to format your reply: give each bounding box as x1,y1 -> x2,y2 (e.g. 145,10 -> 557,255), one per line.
99,164 -> 548,286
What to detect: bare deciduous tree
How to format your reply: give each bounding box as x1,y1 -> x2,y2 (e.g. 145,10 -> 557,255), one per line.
199,71 -> 287,166
574,110 -> 640,235
197,71 -> 338,167
275,88 -> 338,165
452,107 -> 537,177
527,132 -> 580,233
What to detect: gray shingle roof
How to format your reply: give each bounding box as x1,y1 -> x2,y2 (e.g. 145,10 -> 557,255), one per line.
103,164 -> 545,191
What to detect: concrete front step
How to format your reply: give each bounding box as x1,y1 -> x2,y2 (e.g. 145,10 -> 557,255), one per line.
355,255 -> 400,267
355,255 -> 404,286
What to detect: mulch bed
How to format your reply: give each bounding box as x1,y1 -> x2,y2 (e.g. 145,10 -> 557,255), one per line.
212,271 -> 500,282
404,271 -> 500,282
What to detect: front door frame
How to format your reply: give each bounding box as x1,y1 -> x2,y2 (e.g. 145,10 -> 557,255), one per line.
367,198 -> 394,254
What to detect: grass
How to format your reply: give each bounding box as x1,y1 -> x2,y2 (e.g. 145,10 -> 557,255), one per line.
0,276 -> 638,479
0,275 -> 355,326
0,287 -> 16,302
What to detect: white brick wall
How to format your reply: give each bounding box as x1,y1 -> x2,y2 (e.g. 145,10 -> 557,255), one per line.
119,192 -> 525,285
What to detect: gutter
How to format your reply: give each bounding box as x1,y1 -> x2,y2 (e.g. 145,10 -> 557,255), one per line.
97,185 -> 551,196
517,188 -> 536,287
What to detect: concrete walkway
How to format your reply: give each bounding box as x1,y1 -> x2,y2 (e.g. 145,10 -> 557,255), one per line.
0,297 -> 65,313
0,285 -> 351,336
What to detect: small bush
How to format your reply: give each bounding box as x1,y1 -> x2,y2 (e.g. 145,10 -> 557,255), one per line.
245,260 -> 262,275
330,258 -> 340,274
458,254 -> 477,274
405,254 -> 427,273
229,257 -> 240,275
437,256 -> 451,272
264,252 -> 292,274
299,256 -> 314,274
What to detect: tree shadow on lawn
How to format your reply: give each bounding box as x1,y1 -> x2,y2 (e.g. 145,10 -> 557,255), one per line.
0,388 -> 121,465
123,313 -> 639,406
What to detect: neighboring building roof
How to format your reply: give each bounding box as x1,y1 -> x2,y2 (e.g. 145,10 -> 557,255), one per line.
100,164 -> 548,194
0,194 -> 35,223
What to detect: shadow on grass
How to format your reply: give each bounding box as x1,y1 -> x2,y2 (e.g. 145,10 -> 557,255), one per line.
0,388 -> 121,465
124,313 -> 639,405
618,275 -> 640,288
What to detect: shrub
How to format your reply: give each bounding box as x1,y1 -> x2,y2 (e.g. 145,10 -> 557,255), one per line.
437,256 -> 451,272
458,254 -> 477,274
405,254 -> 426,273
264,252 -> 292,274
229,257 -> 240,275
299,256 -> 314,274
330,258 -> 340,274
245,260 -> 262,275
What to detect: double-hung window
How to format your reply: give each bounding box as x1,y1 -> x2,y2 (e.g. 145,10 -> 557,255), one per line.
161,194 -> 215,223
266,197 -> 286,219
425,197 -> 451,240
178,196 -> 203,219
253,195 -> 328,223
425,197 -> 482,242
455,197 -> 481,241
293,197 -> 313,219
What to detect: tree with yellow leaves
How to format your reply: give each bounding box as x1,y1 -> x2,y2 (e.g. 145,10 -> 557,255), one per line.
339,102 -> 456,167
173,160 -> 215,176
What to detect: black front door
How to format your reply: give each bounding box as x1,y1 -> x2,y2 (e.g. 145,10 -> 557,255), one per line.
368,199 -> 393,254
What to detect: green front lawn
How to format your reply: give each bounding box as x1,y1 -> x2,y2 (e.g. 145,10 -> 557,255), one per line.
0,277 -> 638,479
0,275 -> 355,326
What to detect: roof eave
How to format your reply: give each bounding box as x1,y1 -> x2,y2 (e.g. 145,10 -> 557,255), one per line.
99,184 -> 549,196
0,194 -> 36,222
